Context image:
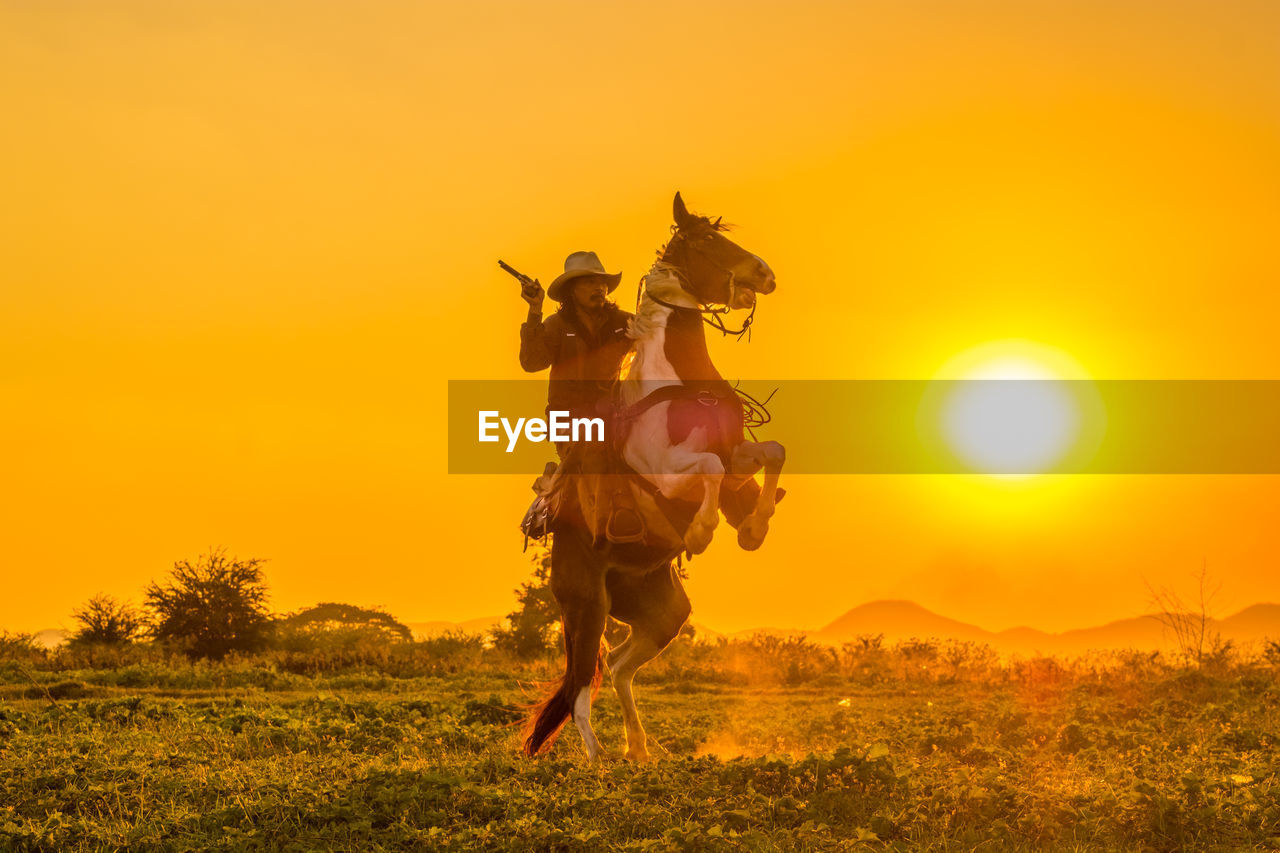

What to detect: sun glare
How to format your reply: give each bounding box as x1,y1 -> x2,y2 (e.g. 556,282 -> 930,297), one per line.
923,340 -> 1100,477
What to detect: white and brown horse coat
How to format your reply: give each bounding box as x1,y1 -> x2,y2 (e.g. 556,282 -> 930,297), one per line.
522,194 -> 784,762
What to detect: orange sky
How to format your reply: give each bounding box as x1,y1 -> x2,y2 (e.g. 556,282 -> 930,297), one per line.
3,1 -> 1279,635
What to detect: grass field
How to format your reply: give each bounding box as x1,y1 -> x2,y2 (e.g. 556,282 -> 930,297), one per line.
2,642 -> 1279,851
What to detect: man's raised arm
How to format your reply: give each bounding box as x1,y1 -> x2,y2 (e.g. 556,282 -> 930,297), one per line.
519,279 -> 554,372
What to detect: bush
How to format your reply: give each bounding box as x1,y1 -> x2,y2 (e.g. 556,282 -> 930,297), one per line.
52,641 -> 169,671
70,593 -> 145,646
145,548 -> 271,660
0,631 -> 40,663
838,634 -> 890,684
741,633 -> 837,685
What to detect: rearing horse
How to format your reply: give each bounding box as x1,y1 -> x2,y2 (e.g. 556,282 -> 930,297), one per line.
523,193 -> 786,762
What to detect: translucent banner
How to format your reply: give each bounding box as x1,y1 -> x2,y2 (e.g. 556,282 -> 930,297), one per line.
447,380 -> 1280,474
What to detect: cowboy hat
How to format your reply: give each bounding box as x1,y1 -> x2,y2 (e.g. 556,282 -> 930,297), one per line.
547,251 -> 622,302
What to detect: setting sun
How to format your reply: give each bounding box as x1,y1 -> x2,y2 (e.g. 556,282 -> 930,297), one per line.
924,341 -> 1101,476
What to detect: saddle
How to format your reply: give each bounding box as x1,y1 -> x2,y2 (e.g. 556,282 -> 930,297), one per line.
519,441 -> 653,550
519,382 -> 743,549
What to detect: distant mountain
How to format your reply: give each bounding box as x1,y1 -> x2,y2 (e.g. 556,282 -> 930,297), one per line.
406,616 -> 501,640
812,600 -> 992,646
32,629 -> 70,649
1221,604 -> 1280,642
1047,616 -> 1169,653
688,622 -> 727,643
1001,605 -> 1280,654
993,626 -> 1056,649
721,600 -> 1280,655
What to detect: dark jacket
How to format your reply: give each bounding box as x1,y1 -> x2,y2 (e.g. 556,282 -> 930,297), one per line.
520,303 -> 634,417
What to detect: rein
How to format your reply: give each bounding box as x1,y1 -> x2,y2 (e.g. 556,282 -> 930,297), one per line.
645,290 -> 757,341
734,382 -> 777,441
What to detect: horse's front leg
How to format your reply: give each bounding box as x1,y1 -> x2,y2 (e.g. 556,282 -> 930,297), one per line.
682,451 -> 724,556
654,435 -> 724,556
731,440 -> 786,551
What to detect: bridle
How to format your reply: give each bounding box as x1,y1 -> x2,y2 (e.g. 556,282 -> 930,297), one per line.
638,225 -> 759,341
628,220 -> 776,438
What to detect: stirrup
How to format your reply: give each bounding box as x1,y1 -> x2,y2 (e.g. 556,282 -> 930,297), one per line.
521,495 -> 552,551
605,506 -> 646,544
520,461 -> 558,551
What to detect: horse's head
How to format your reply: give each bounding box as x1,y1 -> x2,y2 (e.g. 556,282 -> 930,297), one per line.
662,192 -> 776,310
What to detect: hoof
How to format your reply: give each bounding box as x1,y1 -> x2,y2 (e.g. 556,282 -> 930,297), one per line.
737,517 -> 769,551
683,512 -> 718,554
683,523 -> 714,555
737,528 -> 764,551
625,747 -> 652,763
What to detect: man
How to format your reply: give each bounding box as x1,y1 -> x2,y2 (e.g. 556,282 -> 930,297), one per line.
519,251 -> 642,542
519,251 -> 634,454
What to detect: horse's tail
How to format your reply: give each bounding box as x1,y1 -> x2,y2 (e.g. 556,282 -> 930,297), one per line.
521,636 -> 607,757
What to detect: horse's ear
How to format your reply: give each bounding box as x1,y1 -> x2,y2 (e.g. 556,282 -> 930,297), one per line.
673,192 -> 692,229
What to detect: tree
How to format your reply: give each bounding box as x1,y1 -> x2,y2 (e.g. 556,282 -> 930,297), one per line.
0,631 -> 39,660
145,548 -> 271,659
491,547 -> 561,659
1145,560 -> 1231,669
273,602 -> 413,651
490,545 -> 630,659
70,593 -> 145,645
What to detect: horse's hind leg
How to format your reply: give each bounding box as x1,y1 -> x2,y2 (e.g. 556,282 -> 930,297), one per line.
606,564 -> 692,762
551,533 -> 609,761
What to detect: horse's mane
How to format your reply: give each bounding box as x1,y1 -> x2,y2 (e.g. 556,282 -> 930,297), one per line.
695,214 -> 733,232
627,209 -> 737,346
654,215 -> 734,257
628,262 -> 684,340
